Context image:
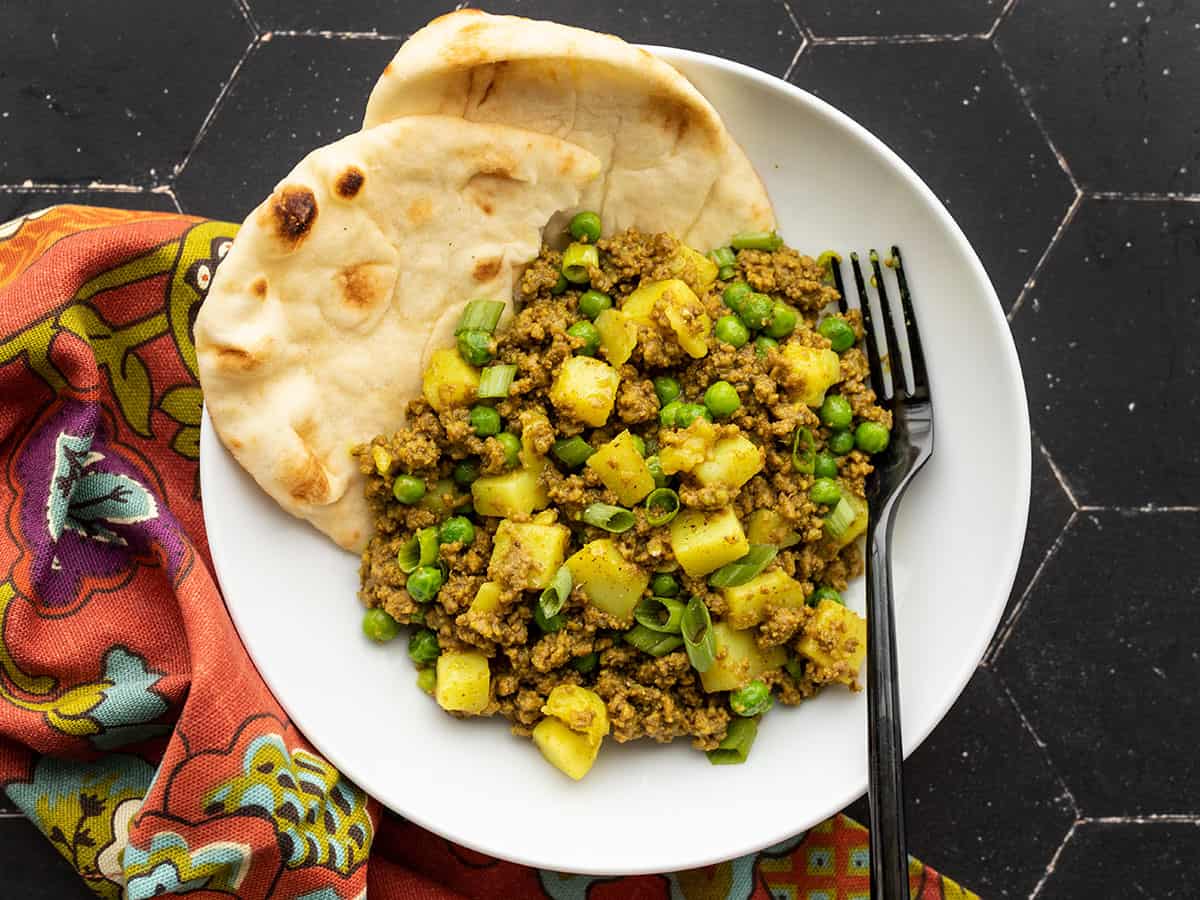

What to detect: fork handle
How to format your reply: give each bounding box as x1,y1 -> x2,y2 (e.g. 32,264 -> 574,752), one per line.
866,511 -> 909,899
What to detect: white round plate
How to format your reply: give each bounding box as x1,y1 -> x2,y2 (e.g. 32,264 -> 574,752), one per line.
200,47 -> 1030,876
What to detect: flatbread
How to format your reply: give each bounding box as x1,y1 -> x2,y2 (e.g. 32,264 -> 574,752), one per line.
196,115 -> 601,551
364,10 -> 775,252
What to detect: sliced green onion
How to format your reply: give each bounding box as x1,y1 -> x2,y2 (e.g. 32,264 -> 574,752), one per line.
730,230 -> 783,252
582,503 -> 635,533
708,246 -> 736,269
784,657 -> 806,681
397,535 -> 420,573
817,250 -> 841,285
646,454 -> 668,488
538,565 -> 573,621
706,717 -> 759,765
634,596 -> 686,634
417,526 -> 440,566
823,497 -> 857,541
477,364 -> 517,399
456,299 -> 505,334
792,426 -> 815,474
644,487 -> 680,526
717,265 -> 736,280
682,596 -> 716,672
708,544 -> 778,588
562,242 -> 600,283
624,624 -> 684,657
552,436 -> 594,468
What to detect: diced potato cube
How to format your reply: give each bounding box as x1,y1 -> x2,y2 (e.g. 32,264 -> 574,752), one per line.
780,344 -> 842,407
549,356 -> 620,427
532,718 -> 601,780
471,466 -> 549,518
667,244 -> 719,291
796,599 -> 867,684
586,430 -> 655,505
595,308 -> 638,367
699,622 -> 788,693
659,418 -> 718,474
566,538 -> 649,624
668,508 -> 749,578
621,278 -> 710,358
542,684 -> 610,744
827,490 -> 869,550
719,569 -> 807,629
435,651 -> 490,714
489,520 -> 570,590
620,279 -> 670,325
423,347 -> 480,412
746,509 -> 801,549
693,433 -> 764,490
469,581 -> 502,615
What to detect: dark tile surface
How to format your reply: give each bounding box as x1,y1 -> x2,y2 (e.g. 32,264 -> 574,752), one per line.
174,34 -> 401,220
0,188 -> 178,223
789,40 -> 1076,309
473,1 -> 803,76
1009,440 -> 1075,610
1041,822 -> 1200,899
996,511 -> 1200,815
796,0 -> 1003,38
0,2 -> 251,186
0,816 -> 91,899
998,1 -> 1200,193
847,668 -> 1074,899
1010,199 -> 1200,508
249,0 -> 458,34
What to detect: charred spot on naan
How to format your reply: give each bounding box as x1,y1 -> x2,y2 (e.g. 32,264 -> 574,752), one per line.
282,451 -> 332,506
334,167 -> 365,199
336,263 -> 394,311
643,94 -> 721,151
261,185 -> 318,248
251,277 -> 268,299
208,340 -> 273,374
472,257 -> 502,282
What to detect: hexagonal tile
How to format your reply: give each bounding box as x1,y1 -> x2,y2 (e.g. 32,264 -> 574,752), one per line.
845,668 -> 1074,898
996,511 -> 1200,815
0,188 -> 177,224
0,2 -> 252,186
789,41 -> 1076,309
473,0 -> 804,76
1039,822 -> 1200,899
249,0 -> 459,34
1009,199 -> 1200,508
0,817 -> 90,899
796,0 -> 1002,38
174,34 -> 401,219
998,1 -> 1200,193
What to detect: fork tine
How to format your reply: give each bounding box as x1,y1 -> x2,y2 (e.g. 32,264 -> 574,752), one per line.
890,246 -> 930,398
850,252 -> 890,401
827,252 -> 850,315
869,249 -> 906,397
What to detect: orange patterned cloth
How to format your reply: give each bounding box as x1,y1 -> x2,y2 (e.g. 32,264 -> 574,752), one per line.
0,207 -> 978,899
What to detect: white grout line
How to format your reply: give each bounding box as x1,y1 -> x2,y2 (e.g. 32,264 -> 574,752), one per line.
152,184 -> 184,214
1080,814 -> 1200,825
1090,191 -> 1200,203
172,34 -> 261,181
998,678 -> 1081,816
779,0 -> 806,41
806,32 -> 984,46
0,181 -> 148,193
985,0 -> 1022,40
782,35 -> 808,81
0,811 -> 23,819
1007,190 -> 1082,321
1028,821 -> 1077,900
233,0 -> 260,35
1040,443 -> 1080,510
993,46 -> 1079,192
268,29 -> 409,40
1078,504 -> 1200,513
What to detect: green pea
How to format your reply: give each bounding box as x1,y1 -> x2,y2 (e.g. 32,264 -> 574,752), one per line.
392,475 -> 426,505
456,329 -> 492,366
808,586 -> 844,607
659,400 -> 683,428
818,316 -> 856,352
676,403 -> 712,428
362,607 -> 400,643
646,455 -> 668,488
813,452 -> 839,480
469,405 -> 501,436
629,434 -> 647,457
408,627 -> 441,665
535,604 -> 566,633
452,459 -> 480,486
703,380 -> 741,418
809,477 -> 842,506
409,607 -> 426,627
550,272 -> 569,295
495,432 -> 521,467
653,376 -> 681,406
416,668 -> 437,695
739,293 -> 775,331
714,314 -> 750,348
722,281 -> 752,313
572,651 -> 599,674
755,335 -> 779,357
765,303 -> 798,338
439,516 -> 476,546
568,210 -> 602,243
729,679 -> 774,717
828,429 -> 855,456
650,573 -> 680,598
855,420 -> 891,454
819,394 -> 854,430
578,289 -> 613,319
567,320 -> 601,356
407,566 -> 445,603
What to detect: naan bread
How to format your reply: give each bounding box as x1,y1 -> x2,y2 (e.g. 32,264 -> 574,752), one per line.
196,115 -> 601,551
364,10 -> 774,251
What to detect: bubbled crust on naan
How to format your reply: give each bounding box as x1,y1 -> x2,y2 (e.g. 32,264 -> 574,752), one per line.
196,115 -> 601,552
364,10 -> 775,251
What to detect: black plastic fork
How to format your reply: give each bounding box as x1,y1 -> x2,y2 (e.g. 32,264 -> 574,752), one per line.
830,247 -> 934,900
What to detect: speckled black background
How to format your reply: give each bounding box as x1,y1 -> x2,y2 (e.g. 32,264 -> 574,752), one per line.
2,2 -> 1198,897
